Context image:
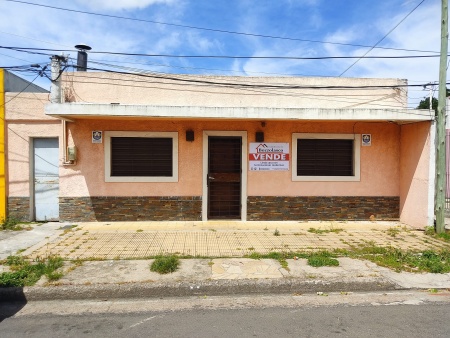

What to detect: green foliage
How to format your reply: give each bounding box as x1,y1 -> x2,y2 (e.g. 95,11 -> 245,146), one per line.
307,251 -> 339,267
417,97 -> 438,113
0,255 -> 64,287
424,226 -> 450,242
386,227 -> 400,237
244,244 -> 450,273
344,245 -> 450,273
417,88 -> 449,114
424,226 -> 435,236
1,217 -> 22,231
273,229 -> 280,236
307,227 -> 343,235
150,255 -> 180,274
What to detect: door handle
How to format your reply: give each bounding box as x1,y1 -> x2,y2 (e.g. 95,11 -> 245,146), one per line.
208,176 -> 215,180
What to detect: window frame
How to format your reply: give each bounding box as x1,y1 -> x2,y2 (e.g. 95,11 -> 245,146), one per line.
292,133 -> 360,182
105,131 -> 178,183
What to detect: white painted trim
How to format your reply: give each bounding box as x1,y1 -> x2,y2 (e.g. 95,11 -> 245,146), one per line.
202,131 -> 248,221
104,131 -> 178,183
46,104 -> 431,122
29,137 -> 35,220
427,121 -> 436,226
292,133 -> 361,182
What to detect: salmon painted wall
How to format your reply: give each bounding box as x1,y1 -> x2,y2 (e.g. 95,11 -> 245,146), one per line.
6,93 -> 61,197
399,122 -> 432,228
60,119 -> 400,198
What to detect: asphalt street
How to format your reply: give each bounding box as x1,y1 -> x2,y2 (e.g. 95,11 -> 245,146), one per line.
1,291 -> 450,337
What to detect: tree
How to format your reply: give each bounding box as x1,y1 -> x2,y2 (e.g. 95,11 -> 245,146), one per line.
416,88 -> 449,113
417,96 -> 438,113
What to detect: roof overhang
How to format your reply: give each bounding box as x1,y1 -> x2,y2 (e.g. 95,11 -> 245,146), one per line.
45,103 -> 433,123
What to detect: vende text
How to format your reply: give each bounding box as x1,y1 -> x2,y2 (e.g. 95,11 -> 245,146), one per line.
249,153 -> 289,161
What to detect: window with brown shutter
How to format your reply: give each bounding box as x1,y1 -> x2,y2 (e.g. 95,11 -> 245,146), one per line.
111,137 -> 173,177
297,139 -> 354,176
291,133 -> 361,182
104,131 -> 178,183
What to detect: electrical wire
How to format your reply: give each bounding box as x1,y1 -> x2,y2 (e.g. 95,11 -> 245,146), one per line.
339,0 -> 427,76
57,67 -> 431,113
0,46 -> 442,60
3,0 -> 439,54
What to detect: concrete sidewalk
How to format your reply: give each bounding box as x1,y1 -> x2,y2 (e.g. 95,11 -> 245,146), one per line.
19,221 -> 450,259
1,221 -> 450,301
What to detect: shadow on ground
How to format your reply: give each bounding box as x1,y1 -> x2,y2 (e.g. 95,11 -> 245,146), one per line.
0,288 -> 27,323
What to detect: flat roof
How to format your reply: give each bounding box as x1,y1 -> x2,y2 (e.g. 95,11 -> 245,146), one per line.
45,103 -> 432,123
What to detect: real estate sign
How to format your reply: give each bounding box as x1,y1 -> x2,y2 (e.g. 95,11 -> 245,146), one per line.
249,143 -> 289,171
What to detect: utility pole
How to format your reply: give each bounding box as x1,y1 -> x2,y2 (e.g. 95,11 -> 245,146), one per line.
435,0 -> 448,234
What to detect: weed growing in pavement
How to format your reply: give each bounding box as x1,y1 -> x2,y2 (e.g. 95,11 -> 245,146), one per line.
242,243 -> 450,273
424,226 -> 450,242
307,251 -> 339,267
150,255 -> 180,274
386,227 -> 401,237
136,229 -> 143,232
273,229 -> 280,236
0,255 -> 64,287
307,226 -> 343,235
0,217 -> 24,231
424,226 -> 435,236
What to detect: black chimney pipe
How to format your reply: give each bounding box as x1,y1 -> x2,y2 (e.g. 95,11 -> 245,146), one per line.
74,44 -> 92,72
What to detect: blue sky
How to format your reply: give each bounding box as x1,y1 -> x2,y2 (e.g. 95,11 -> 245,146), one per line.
0,0 -> 444,107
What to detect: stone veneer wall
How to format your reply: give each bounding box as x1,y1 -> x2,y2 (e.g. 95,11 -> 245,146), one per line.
59,196 -> 202,222
7,197 -> 31,221
247,196 -> 400,221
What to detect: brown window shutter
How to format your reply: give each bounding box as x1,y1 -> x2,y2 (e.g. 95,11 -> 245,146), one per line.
111,137 -> 173,177
297,139 -> 354,176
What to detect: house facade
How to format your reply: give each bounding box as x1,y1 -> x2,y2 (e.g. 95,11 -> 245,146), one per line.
6,72 -> 434,228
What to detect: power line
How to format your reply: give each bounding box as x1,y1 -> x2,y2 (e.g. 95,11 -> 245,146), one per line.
75,65 -> 442,90
1,71 -> 42,108
339,0 -> 427,76
0,46 -> 442,60
3,0 -> 439,54
57,66 -> 432,113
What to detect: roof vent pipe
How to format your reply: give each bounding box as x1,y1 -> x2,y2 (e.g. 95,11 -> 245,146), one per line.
75,44 -> 92,71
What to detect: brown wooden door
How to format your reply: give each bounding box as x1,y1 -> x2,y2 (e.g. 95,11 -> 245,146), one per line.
207,136 -> 242,219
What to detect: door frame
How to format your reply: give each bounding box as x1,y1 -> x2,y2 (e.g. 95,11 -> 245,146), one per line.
30,137 -> 60,221
202,131 -> 247,221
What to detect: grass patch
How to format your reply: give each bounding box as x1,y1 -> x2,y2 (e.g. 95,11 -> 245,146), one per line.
1,217 -> 25,231
340,245 -> 450,273
307,251 -> 339,267
244,243 -> 450,273
150,255 -> 180,274
0,255 -> 64,287
424,226 -> 450,242
307,226 -> 343,235
386,227 -> 401,237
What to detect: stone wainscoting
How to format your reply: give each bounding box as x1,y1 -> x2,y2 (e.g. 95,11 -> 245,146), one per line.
59,196 -> 202,222
7,197 -> 31,221
247,196 -> 399,221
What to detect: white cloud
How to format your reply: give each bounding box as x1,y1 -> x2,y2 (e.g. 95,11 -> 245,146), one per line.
74,0 -> 176,11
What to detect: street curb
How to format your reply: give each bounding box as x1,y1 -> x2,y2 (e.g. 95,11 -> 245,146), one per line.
0,278 -> 399,301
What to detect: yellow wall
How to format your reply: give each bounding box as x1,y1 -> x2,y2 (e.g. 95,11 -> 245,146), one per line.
0,69 -> 6,220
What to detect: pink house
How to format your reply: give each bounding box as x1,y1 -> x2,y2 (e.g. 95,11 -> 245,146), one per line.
6,70 -> 435,228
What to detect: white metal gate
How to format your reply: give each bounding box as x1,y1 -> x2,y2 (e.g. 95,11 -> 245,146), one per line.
33,138 -> 59,221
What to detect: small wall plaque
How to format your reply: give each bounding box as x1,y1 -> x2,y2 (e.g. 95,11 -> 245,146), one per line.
362,134 -> 371,146
92,131 -> 102,144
